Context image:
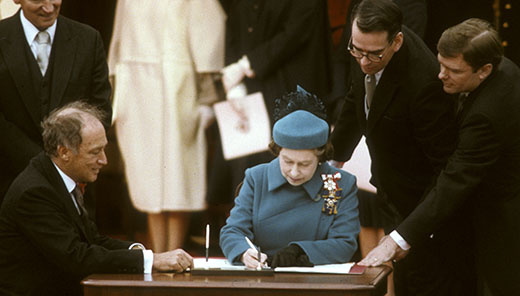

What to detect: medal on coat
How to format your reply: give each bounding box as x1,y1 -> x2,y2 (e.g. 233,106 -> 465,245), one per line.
321,172 -> 342,215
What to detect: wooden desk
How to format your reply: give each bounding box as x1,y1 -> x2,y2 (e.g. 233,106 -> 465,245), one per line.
82,266 -> 391,296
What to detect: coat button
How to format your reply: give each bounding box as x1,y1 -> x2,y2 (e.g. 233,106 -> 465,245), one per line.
248,27 -> 254,33
502,40 -> 509,47
505,3 -> 511,9
503,22 -> 509,28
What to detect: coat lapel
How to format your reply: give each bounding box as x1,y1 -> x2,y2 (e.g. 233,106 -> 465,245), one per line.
364,46 -> 405,135
351,74 -> 368,133
49,16 -> 76,110
39,153 -> 92,242
0,12 -> 41,128
366,76 -> 398,134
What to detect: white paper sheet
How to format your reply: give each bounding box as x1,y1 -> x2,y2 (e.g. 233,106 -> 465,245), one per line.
193,258 -> 355,274
214,92 -> 271,160
193,258 -> 245,270
274,262 -> 355,274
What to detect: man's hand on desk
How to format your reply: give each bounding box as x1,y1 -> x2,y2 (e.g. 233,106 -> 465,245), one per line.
358,235 -> 408,266
153,249 -> 194,272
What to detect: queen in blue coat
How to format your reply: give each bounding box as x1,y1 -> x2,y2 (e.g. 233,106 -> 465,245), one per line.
220,89 -> 360,268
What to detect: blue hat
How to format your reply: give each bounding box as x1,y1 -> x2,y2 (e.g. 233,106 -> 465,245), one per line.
273,110 -> 329,149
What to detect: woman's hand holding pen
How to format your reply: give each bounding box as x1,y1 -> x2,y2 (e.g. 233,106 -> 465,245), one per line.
241,248 -> 268,269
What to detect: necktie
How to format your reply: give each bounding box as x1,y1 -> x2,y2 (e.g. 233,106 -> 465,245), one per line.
364,74 -> 376,109
457,92 -> 468,113
72,185 -> 94,241
72,185 -> 88,217
35,31 -> 51,75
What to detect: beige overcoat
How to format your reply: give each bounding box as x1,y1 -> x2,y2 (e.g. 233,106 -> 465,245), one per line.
108,0 -> 225,213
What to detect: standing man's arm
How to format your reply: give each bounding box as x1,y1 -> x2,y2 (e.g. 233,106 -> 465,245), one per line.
88,30 -> 112,129
361,105 -> 499,266
397,113 -> 500,246
330,82 -> 363,162
360,81 -> 457,266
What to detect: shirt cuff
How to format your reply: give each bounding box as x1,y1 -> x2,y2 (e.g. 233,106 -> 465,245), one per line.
389,230 -> 411,250
143,249 -> 154,274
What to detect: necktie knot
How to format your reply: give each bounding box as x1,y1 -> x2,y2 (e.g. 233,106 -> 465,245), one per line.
35,31 -> 50,45
364,74 -> 376,109
35,31 -> 51,75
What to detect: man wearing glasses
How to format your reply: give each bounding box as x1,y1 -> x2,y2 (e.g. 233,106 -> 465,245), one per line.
331,0 -> 474,295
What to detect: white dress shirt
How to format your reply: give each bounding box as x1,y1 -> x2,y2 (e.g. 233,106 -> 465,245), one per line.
19,10 -> 56,60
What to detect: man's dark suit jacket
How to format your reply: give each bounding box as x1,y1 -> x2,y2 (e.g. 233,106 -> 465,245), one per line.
0,152 -> 143,295
220,0 -> 333,121
331,26 -> 456,220
0,11 -> 112,202
331,26 -> 474,295
398,58 -> 520,295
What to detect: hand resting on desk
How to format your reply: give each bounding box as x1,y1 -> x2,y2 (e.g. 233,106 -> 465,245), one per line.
153,249 -> 194,272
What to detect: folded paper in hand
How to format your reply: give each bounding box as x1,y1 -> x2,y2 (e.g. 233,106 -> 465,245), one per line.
214,92 -> 271,160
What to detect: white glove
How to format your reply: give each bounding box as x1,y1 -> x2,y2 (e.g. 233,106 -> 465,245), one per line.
222,62 -> 246,92
221,56 -> 254,92
226,82 -> 248,100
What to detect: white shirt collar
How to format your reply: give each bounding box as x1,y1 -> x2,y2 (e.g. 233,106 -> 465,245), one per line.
19,9 -> 57,46
52,161 -> 77,193
373,68 -> 384,85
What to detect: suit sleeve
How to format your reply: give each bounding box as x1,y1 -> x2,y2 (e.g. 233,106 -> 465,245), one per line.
0,114 -> 42,173
14,186 -> 143,277
410,81 -> 457,173
219,168 -> 257,264
330,82 -> 363,161
295,175 -> 360,264
246,0 -> 324,79
88,30 -> 113,129
397,112 -> 500,245
86,219 -> 134,250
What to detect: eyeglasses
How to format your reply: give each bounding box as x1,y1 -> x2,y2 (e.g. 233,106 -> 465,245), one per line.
347,35 -> 396,62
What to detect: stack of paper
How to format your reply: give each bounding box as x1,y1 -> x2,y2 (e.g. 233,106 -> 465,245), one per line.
192,258 -> 358,274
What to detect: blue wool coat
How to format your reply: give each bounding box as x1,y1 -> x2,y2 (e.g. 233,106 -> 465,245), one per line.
220,158 -> 360,265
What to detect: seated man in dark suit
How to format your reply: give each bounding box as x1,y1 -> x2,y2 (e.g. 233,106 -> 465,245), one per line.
0,102 -> 193,296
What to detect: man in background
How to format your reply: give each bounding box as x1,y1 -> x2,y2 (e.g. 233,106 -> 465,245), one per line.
0,0 -> 112,202
0,102 -> 193,295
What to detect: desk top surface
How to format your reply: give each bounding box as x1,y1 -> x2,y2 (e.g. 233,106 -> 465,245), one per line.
82,266 -> 391,291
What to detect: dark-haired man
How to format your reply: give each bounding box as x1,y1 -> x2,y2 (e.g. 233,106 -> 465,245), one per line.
364,18 -> 520,296
330,0 -> 474,294
0,102 -> 193,295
